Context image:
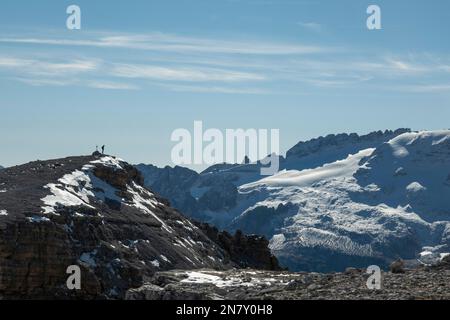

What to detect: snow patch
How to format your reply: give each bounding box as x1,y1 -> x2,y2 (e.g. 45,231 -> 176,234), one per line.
28,215 -> 51,223
41,169 -> 97,215
41,156 -> 130,215
406,182 -> 427,193
269,234 -> 286,250
126,182 -> 173,233
150,259 -> 160,268
160,255 -> 171,263
440,253 -> 450,260
241,148 -> 374,189
90,156 -> 124,170
419,251 -> 433,257
180,271 -> 289,288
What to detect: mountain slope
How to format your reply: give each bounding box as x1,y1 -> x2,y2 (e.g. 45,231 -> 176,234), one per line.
0,155 -> 279,299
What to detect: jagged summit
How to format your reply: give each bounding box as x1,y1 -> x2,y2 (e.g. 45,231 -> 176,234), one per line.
286,128 -> 411,159
0,155 -> 279,299
283,128 -> 411,171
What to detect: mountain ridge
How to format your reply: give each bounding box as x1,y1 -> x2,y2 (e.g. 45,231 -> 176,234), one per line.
0,155 -> 279,299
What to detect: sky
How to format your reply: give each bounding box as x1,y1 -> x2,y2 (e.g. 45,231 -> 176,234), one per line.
1,0 -> 450,169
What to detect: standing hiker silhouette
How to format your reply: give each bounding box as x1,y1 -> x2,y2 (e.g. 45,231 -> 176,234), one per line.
101,145 -> 105,155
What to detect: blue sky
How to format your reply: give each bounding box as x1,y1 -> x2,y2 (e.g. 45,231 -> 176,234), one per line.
1,0 -> 450,169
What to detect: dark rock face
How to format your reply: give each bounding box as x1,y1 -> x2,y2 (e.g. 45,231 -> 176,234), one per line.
228,203 -> 295,238
135,164 -> 200,216
0,155 -> 280,299
198,181 -> 237,212
135,164 -> 244,223
126,261 -> 450,300
195,223 -> 282,271
92,162 -> 143,191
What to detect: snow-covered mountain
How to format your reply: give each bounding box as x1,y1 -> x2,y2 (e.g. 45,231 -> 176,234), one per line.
138,129 -> 450,272
236,130 -> 450,271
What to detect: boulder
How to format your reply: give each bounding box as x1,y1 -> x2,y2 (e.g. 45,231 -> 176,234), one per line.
390,259 -> 406,274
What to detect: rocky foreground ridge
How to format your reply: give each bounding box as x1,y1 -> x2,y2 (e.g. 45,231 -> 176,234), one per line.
127,256 -> 450,300
0,155 -> 279,299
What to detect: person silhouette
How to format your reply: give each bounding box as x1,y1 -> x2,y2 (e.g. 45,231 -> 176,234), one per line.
101,145 -> 105,155
96,145 -> 98,152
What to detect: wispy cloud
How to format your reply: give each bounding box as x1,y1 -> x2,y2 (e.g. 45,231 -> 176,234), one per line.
14,77 -> 139,91
0,57 -> 32,68
15,77 -> 76,87
297,22 -> 324,33
0,32 -> 330,55
160,83 -> 269,94
87,81 -> 140,90
384,58 -> 428,73
398,84 -> 450,93
111,63 -> 265,82
1,30 -> 449,94
0,56 -> 98,76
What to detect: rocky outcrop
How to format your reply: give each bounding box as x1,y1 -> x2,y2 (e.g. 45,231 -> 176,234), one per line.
0,155 -> 279,299
92,162 -> 143,191
195,223 -> 282,271
390,259 -> 406,274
